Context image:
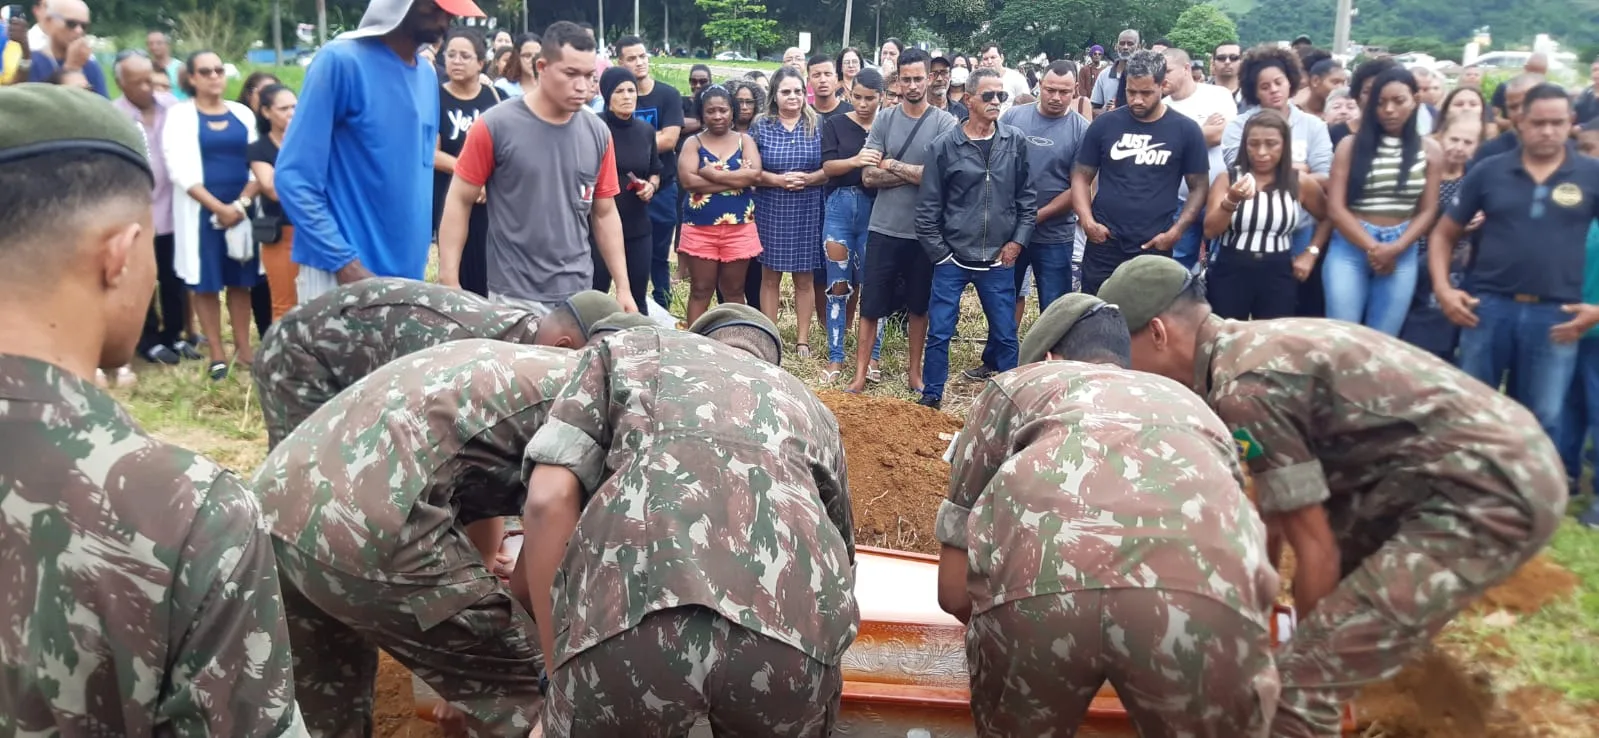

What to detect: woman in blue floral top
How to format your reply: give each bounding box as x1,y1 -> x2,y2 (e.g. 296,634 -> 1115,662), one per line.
678,85 -> 765,326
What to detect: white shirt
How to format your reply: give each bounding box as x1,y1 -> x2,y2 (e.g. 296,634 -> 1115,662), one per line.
27,23 -> 47,53
1164,82 -> 1237,198
992,67 -> 1031,115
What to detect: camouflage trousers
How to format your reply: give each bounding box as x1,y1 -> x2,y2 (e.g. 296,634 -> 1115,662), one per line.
541,605 -> 842,738
274,541 -> 543,738
968,589 -> 1279,738
1273,479 -> 1566,737
255,347 -> 331,450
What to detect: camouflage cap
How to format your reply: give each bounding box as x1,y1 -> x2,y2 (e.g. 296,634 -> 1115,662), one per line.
564,291 -> 624,339
689,303 -> 782,362
1095,255 -> 1194,332
1019,293 -> 1117,365
589,311 -> 658,337
0,84 -> 152,182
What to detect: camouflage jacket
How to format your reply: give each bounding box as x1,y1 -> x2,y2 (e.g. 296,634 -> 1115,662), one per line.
522,328 -> 858,668
1198,316 -> 1565,528
252,341 -> 575,594
937,361 -> 1277,625
254,279 -> 538,448
0,355 -> 305,737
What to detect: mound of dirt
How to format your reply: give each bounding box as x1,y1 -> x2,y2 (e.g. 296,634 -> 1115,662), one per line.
1356,649 -> 1496,737
1474,555 -> 1580,614
375,653 -> 439,738
818,390 -> 965,556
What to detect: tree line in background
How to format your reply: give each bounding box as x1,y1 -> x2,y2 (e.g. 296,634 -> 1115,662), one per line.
90,0 -> 1599,66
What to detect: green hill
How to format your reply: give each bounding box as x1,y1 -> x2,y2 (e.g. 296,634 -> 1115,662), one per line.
1224,0 -> 1599,50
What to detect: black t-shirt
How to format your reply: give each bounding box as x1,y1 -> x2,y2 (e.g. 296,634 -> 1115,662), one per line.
1470,130 -> 1520,168
973,133 -> 994,160
1328,122 -> 1352,148
247,137 -> 288,223
636,80 -> 686,181
1075,106 -> 1209,248
816,98 -> 854,120
1578,88 -> 1599,128
1450,146 -> 1599,302
436,83 -> 502,217
606,115 -> 664,241
821,113 -> 871,190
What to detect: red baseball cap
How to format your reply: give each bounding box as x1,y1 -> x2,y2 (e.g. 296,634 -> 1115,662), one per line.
435,0 -> 485,17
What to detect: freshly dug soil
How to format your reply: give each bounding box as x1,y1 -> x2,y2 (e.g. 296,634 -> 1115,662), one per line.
818,390 -> 965,556
1474,555 -> 1580,614
374,652 -> 441,738
1356,649 -> 1496,737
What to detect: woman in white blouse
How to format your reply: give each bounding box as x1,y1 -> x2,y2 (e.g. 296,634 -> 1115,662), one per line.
163,50 -> 260,381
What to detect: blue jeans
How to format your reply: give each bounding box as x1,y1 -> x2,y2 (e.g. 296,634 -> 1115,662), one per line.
823,188 -> 884,365
1322,220 -> 1417,335
648,178 -> 680,309
1557,336 -> 1599,486
924,262 -> 1018,401
1015,240 -> 1077,314
1458,293 -> 1580,441
1171,204 -> 1204,270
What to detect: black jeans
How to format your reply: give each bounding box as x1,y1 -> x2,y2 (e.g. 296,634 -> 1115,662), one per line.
1206,249 -> 1297,320
141,233 -> 189,351
593,228 -> 652,314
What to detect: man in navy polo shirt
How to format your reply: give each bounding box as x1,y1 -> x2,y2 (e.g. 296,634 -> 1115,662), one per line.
1429,83 -> 1599,441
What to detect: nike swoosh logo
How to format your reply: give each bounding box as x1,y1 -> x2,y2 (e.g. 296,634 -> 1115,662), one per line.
1108,142 -> 1166,161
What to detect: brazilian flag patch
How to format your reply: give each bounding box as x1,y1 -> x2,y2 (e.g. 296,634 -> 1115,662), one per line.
1233,428 -> 1264,461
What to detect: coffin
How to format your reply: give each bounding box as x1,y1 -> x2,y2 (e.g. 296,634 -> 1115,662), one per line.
416,540 -> 1357,736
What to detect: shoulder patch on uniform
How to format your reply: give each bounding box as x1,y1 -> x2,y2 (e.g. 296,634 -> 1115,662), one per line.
1234,428 -> 1264,461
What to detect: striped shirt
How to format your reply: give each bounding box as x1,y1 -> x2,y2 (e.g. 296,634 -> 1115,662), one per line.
1225,185 -> 1300,254
1351,136 -> 1428,218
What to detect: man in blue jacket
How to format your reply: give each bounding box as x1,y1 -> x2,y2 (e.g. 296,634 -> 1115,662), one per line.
914,67 -> 1037,410
276,0 -> 483,304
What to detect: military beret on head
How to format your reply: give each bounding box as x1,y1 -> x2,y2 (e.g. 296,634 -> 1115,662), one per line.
688,303 -> 782,362
0,84 -> 152,182
588,311 -> 658,337
564,291 -> 624,339
1019,293 -> 1116,365
1095,255 -> 1194,333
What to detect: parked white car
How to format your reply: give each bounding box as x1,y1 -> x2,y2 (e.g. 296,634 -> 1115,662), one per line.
715,51 -> 754,61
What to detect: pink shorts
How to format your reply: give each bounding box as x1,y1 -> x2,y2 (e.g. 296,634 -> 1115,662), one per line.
677,223 -> 763,263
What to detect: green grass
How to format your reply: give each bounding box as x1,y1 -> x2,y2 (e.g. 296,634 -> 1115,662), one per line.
657,57 -> 782,71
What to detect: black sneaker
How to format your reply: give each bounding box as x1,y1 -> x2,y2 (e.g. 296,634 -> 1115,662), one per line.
172,340 -> 204,361
963,365 -> 997,381
917,394 -> 942,411
143,344 -> 181,365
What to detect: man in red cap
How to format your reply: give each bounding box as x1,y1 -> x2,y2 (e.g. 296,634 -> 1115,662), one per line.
276,0 -> 485,307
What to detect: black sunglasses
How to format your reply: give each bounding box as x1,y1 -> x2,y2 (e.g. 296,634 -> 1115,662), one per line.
980,90 -> 1010,103
50,13 -> 88,31
1213,54 -> 1241,62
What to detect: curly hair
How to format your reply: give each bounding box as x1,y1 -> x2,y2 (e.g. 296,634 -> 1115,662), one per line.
1238,45 -> 1303,108
724,78 -> 766,127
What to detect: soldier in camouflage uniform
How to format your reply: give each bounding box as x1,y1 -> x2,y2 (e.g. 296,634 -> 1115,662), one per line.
0,85 -> 304,735
1098,255 -> 1567,738
254,279 -> 619,448
252,340 -> 580,737
938,294 -> 1280,737
520,304 -> 857,737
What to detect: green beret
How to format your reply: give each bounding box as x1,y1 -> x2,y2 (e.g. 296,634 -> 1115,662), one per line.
1095,255 -> 1195,332
1019,293 -> 1117,365
563,291 -> 623,339
688,303 -> 782,362
589,311 -> 659,336
0,84 -> 152,181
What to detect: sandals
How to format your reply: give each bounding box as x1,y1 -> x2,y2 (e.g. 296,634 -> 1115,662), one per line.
795,343 -> 811,360
866,365 -> 883,384
820,369 -> 842,385
207,361 -> 229,381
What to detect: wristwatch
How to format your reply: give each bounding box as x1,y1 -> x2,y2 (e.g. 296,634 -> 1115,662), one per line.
1307,246 -> 1322,256
237,195 -> 254,209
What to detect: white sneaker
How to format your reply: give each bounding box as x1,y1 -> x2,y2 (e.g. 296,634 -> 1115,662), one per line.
93,369 -> 109,388
114,366 -> 137,387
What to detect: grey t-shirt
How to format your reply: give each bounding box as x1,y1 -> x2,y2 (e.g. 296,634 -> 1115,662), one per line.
1091,65 -> 1121,108
460,100 -> 613,303
863,105 -> 957,239
1000,104 -> 1090,244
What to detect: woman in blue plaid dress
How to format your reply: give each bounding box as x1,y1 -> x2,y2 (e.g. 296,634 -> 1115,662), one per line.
752,67 -> 827,358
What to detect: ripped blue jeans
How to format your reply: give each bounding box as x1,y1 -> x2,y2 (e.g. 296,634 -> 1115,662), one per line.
824,187 -> 884,365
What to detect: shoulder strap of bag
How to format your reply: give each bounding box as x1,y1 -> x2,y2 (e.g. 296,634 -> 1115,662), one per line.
892,109 -> 932,162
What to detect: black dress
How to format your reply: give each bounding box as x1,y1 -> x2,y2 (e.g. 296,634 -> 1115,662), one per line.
437,83 -> 502,297
596,111 -> 661,312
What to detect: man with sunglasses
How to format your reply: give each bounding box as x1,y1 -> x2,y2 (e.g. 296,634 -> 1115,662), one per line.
26,0 -> 103,96
1210,41 -> 1243,103
914,68 -> 1036,410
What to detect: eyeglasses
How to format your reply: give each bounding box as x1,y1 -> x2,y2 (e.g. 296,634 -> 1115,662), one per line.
736,99 -> 756,106
194,66 -> 226,78
980,90 -> 1010,103
778,88 -> 804,96
1213,54 -> 1241,62
50,13 -> 89,31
